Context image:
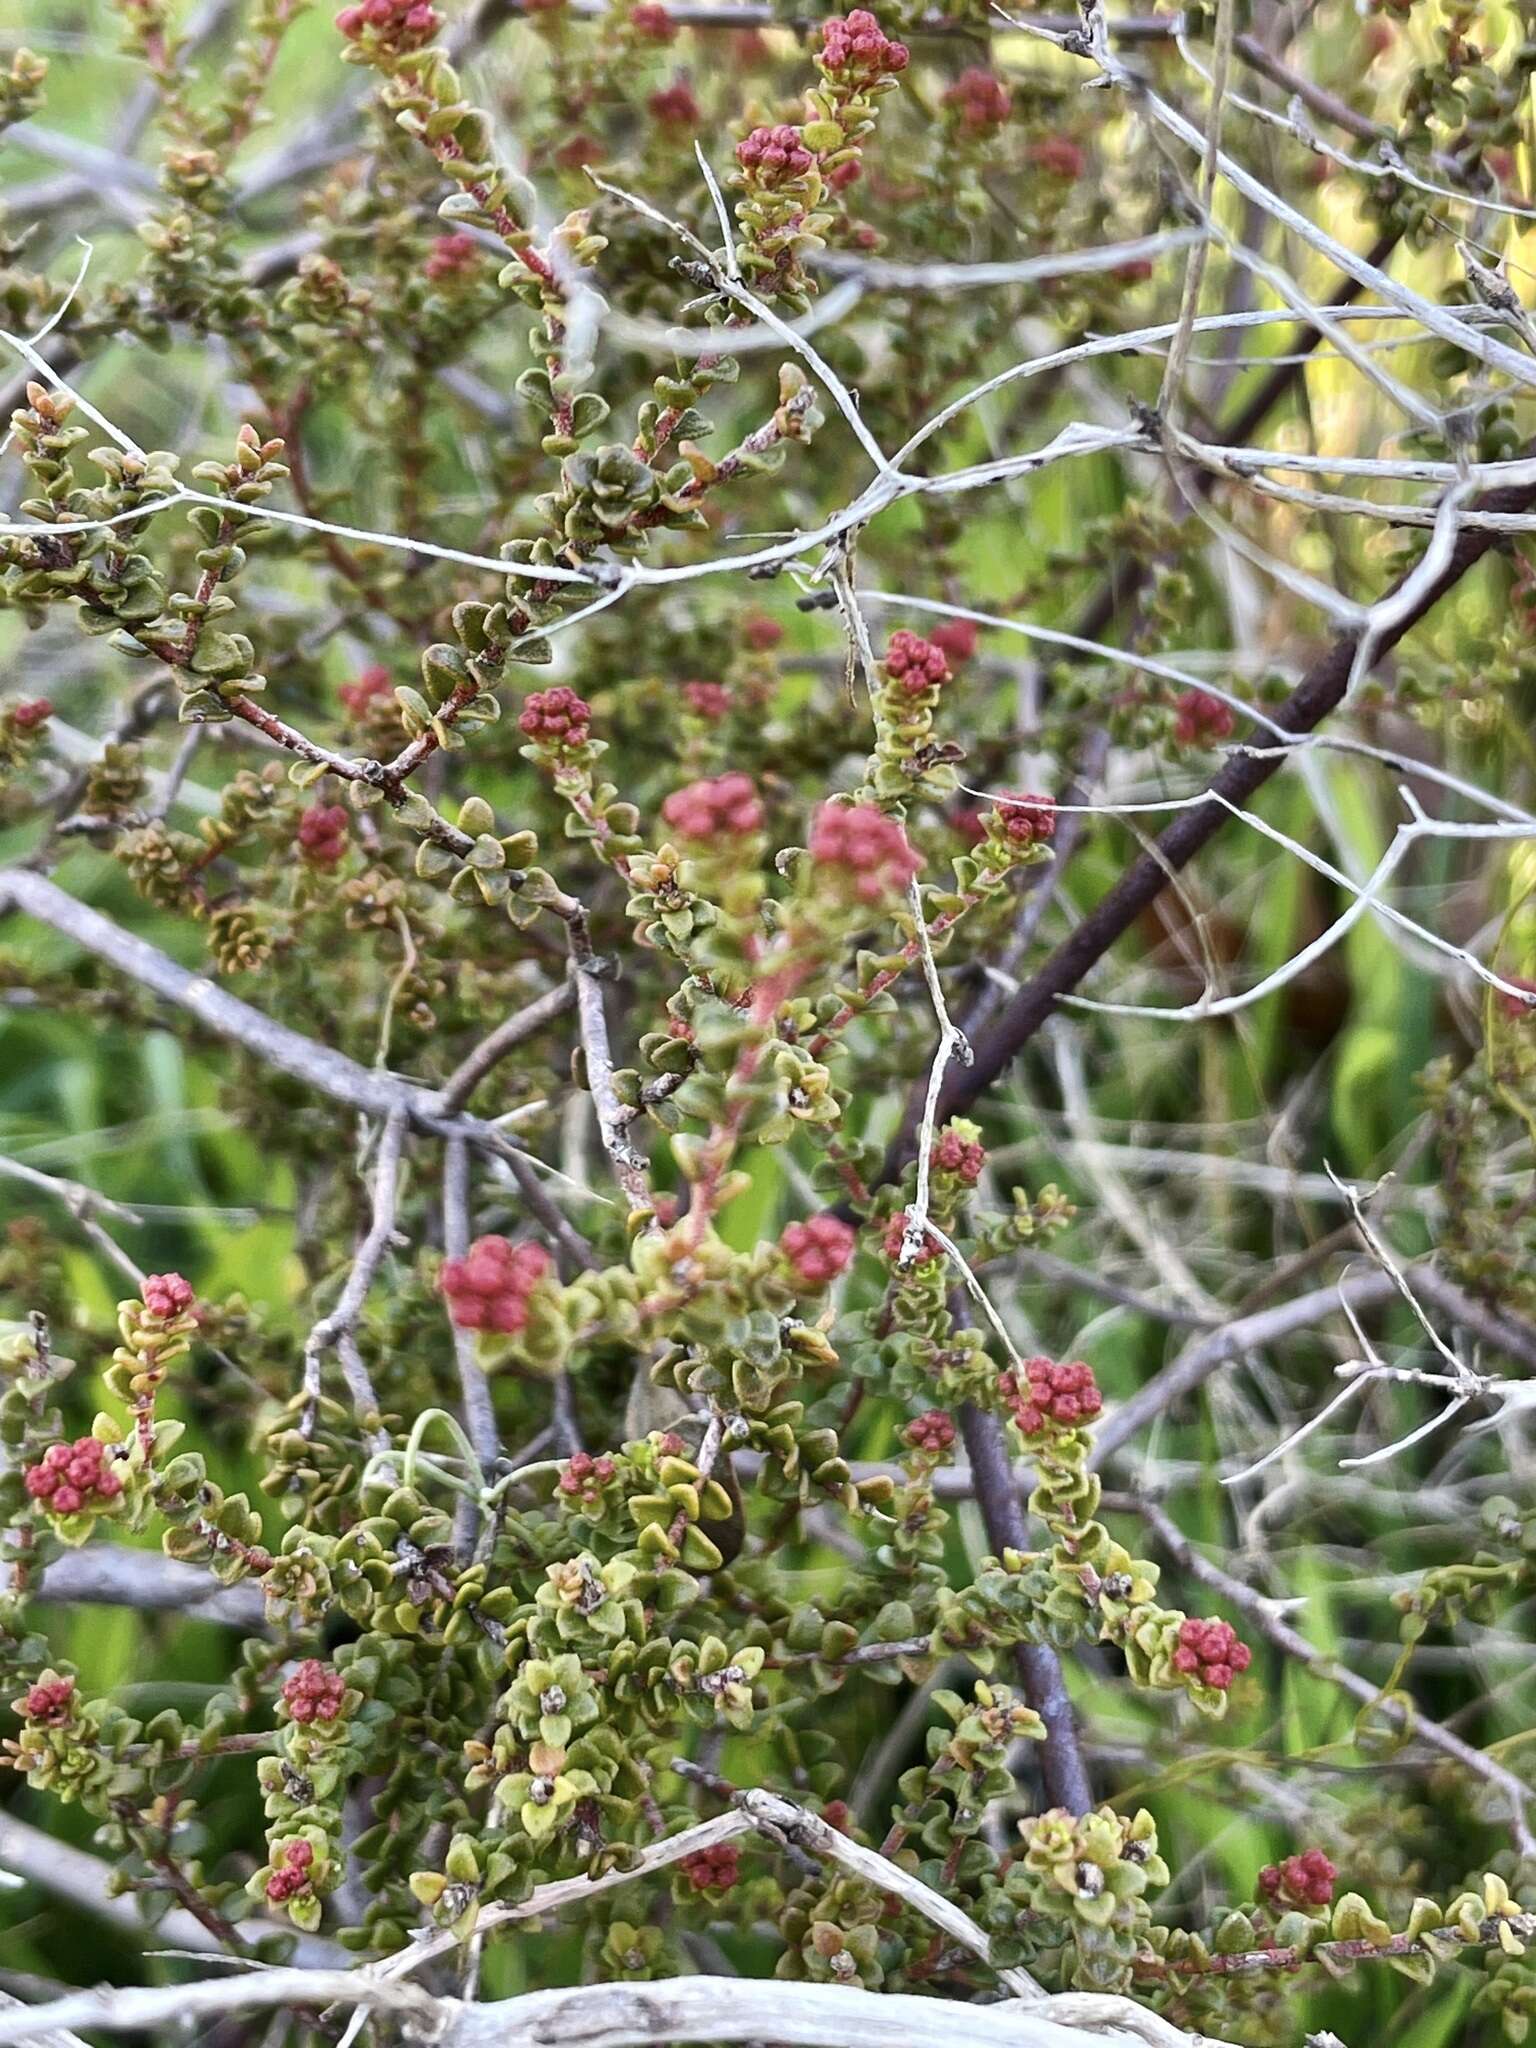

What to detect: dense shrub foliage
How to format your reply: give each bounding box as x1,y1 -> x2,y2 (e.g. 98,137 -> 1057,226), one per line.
3,0 -> 1536,2043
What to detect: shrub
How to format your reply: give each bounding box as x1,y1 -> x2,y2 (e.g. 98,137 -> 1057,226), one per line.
2,0 -> 1536,2043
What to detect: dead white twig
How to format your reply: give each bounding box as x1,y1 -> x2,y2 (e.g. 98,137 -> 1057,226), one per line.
299,1107 -> 408,1445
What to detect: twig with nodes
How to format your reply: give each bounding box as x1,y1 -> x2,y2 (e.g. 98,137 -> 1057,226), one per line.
1325,1169 -> 1505,1471
341,1773 -> 1047,2027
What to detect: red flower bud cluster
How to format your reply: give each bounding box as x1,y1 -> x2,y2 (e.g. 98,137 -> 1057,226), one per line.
1030,134 -> 1086,180
904,1409 -> 956,1456
297,803 -> 349,866
780,1213 -> 857,1286
820,9 -> 909,84
339,664 -> 392,717
743,613 -> 783,650
519,686 -> 592,750
681,679 -> 729,720
334,0 -> 441,51
1498,976 -> 1536,1020
1173,690 -> 1236,747
930,618 -> 978,665
12,697 -> 52,730
808,802 -> 921,903
650,78 -> 700,125
883,629 -> 951,695
558,1449 -> 618,1504
679,1841 -> 741,1891
424,232 -> 480,282
1172,1616 -> 1252,1692
736,123 -> 815,184
993,792 -> 1056,847
662,772 -> 764,840
944,67 -> 1011,132
1258,1848 -> 1337,1907
882,1210 -> 942,1264
440,1236 -> 554,1333
142,1271 -> 195,1319
933,1126 -> 985,1183
24,1436 -> 124,1515
281,1660 -> 347,1725
1000,1356 -> 1102,1436
630,1 -> 675,39
21,1676 -> 75,1724
265,1838 -> 316,1904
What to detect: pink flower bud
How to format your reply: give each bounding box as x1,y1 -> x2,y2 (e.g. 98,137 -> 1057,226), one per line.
335,0 -> 440,48
649,78 -> 700,125
21,1676 -> 75,1723
882,629 -> 951,695
904,1409 -> 956,1455
820,9 -> 908,83
520,686 -> 592,750
142,1272 -> 195,1318
1000,1357 -> 1102,1436
440,1235 -> 553,1333
933,1126 -> 985,1183
780,1213 -> 857,1286
993,792 -> 1056,846
930,618 -> 978,664
944,67 -> 1011,133
1030,134 -> 1086,180
1173,690 -> 1236,747
1171,1615 -> 1252,1691
808,802 -> 921,904
1259,1849 -> 1336,1907
23,1436 -> 122,1515
424,231 -> 480,282
662,772 -> 764,841
679,1842 -> 741,1891
630,1 -> 675,39
736,123 -> 815,184
297,803 -> 349,865
339,664 -> 393,717
282,1660 -> 348,1724
680,679 -> 729,720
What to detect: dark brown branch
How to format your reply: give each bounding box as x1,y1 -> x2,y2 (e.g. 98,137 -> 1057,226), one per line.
880,237 -> 1402,1167
883,462 -> 1536,1179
